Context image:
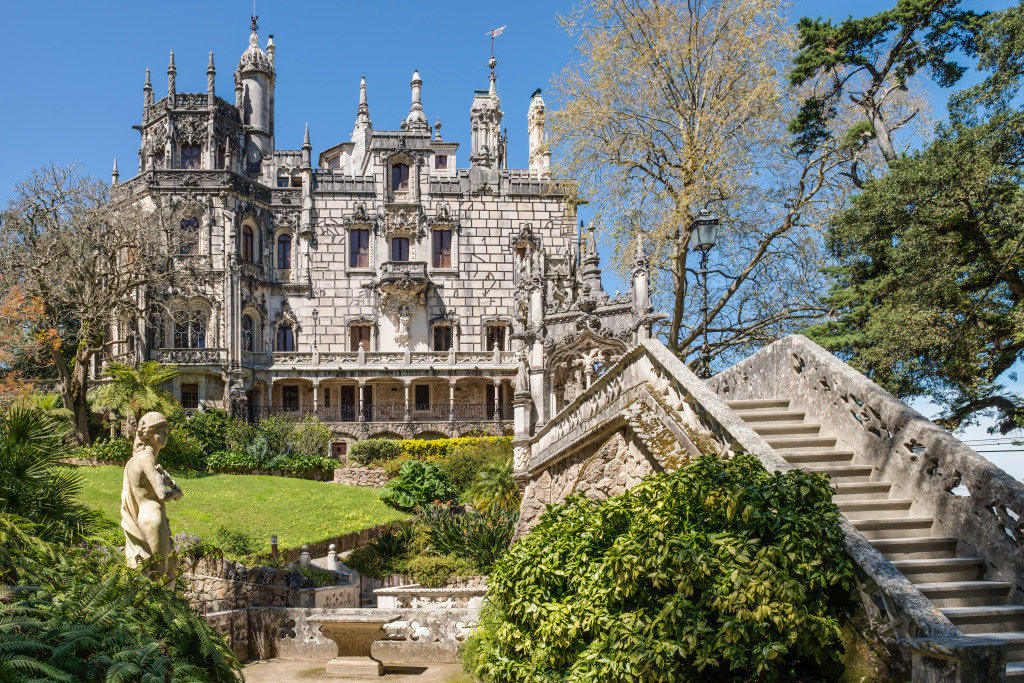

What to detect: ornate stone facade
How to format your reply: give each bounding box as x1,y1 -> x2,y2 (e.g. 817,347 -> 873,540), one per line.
109,26 -> 656,451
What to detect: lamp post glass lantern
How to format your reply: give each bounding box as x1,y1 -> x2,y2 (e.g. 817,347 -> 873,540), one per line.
312,308 -> 319,350
689,210 -> 720,379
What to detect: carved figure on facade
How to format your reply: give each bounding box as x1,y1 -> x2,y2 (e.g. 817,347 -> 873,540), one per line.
547,329 -> 626,408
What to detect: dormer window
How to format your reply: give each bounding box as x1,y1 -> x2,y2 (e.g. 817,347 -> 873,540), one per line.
392,163 -> 410,191
391,237 -> 410,262
181,144 -> 202,170
327,156 -> 340,171
434,155 -> 448,170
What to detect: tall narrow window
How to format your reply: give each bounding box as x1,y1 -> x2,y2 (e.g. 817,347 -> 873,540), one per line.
434,155 -> 448,170
282,386 -> 299,410
217,144 -> 226,169
392,163 -> 410,190
179,217 -> 200,255
391,237 -> 409,262
242,226 -> 254,263
486,324 -> 506,351
432,229 -> 451,268
277,323 -> 294,352
414,385 -> 430,410
277,234 -> 291,269
433,324 -> 452,352
349,229 -> 369,267
181,144 -> 202,169
241,315 -> 254,352
350,325 -> 371,352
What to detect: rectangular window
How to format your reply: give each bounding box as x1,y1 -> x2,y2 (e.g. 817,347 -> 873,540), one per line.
217,145 -> 226,169
277,177 -> 289,188
486,324 -> 506,351
292,177 -> 302,188
414,385 -> 430,410
433,230 -> 451,268
392,163 -> 410,190
433,325 -> 452,352
324,388 -> 331,407
350,325 -> 371,352
434,155 -> 447,170
391,237 -> 409,262
181,383 -> 199,410
349,229 -> 369,268
327,156 -> 340,170
282,386 -> 299,410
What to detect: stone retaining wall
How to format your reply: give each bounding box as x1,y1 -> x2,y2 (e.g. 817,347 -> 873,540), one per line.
333,466 -> 390,487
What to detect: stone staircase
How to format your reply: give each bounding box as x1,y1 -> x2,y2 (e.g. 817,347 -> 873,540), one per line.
727,397 -> 1024,679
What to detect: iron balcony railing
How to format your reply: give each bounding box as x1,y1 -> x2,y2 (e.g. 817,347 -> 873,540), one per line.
246,403 -> 513,424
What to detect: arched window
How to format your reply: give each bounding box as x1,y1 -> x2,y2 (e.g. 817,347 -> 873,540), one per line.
392,163 -> 410,190
276,323 -> 294,352
277,234 -> 292,269
242,225 -> 254,263
173,310 -> 206,349
181,144 -> 202,170
179,217 -> 199,255
242,315 -> 254,352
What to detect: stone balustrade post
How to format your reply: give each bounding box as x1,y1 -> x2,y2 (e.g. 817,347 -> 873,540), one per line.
449,380 -> 456,422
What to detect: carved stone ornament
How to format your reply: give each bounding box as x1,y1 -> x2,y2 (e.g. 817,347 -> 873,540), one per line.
175,116 -> 208,146
378,278 -> 428,346
548,328 -> 627,406
344,204 -> 373,227
428,203 -> 461,232
146,125 -> 167,156
273,298 -> 302,332
380,205 -> 424,239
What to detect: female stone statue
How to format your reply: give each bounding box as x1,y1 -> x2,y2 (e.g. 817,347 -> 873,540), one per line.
120,411 -> 183,586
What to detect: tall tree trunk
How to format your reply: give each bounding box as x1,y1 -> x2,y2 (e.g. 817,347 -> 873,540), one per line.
71,351 -> 91,445
668,239 -> 688,353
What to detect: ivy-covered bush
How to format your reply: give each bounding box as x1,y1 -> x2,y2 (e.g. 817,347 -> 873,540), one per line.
463,454 -> 853,682
379,460 -> 460,512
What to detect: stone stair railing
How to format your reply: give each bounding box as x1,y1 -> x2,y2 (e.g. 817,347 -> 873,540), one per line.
516,338 -> 1007,680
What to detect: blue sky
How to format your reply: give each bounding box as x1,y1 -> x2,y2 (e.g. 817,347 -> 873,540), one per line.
1,0 -> 1021,473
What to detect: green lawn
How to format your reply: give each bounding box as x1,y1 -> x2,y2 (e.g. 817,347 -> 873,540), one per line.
75,466 -> 406,553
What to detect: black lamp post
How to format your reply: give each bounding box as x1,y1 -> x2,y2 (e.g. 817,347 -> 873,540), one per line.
311,308 -> 319,351
688,210 -> 719,379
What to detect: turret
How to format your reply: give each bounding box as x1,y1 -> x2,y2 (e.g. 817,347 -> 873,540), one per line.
111,158 -> 119,185
167,51 -> 176,102
236,27 -> 276,176
469,65 -> 503,168
407,70 -> 428,131
528,90 -> 551,177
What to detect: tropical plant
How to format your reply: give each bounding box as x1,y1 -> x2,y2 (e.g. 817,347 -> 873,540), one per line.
15,390 -> 74,426
463,454 -> 853,682
0,513 -> 242,682
343,520 -> 417,579
466,455 -> 521,514
0,405 -> 98,543
379,460 -> 460,512
443,438 -> 512,492
89,361 -> 183,427
417,502 -> 516,571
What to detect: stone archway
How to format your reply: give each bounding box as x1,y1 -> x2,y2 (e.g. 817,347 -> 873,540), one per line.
547,329 -> 627,413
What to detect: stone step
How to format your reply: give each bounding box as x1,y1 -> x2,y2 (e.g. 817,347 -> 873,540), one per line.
833,481 -> 893,501
784,450 -> 856,465
967,631 -> 1024,658
916,581 -> 1014,608
1008,660 -> 1024,678
941,605 -> 1024,634
726,399 -> 791,411
871,536 -> 959,561
767,436 -> 839,450
853,516 -> 934,540
837,498 -> 914,519
750,422 -> 822,437
802,465 -> 874,483
892,557 -> 984,583
733,409 -> 807,423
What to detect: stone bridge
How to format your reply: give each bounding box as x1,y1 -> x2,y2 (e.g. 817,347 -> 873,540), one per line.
512,336 -> 1024,681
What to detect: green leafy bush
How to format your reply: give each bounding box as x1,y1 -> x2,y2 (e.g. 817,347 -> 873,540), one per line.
182,408 -> 233,454
442,438 -> 511,491
269,451 -> 336,472
159,424 -> 207,470
417,503 -> 516,571
466,454 -> 521,514
206,450 -> 257,470
464,454 -> 853,682
215,524 -> 259,558
298,565 -> 339,588
77,437 -> 132,463
379,460 -> 460,512
286,415 -> 333,460
403,554 -> 478,588
350,438 -> 403,465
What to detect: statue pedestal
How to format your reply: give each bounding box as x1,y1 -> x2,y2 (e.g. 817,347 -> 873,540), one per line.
311,613 -> 400,677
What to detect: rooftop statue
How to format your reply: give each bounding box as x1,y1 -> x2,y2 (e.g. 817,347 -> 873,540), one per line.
120,412 -> 183,588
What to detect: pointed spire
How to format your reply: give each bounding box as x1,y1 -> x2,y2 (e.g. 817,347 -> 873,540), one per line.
111,158 -> 119,185
301,123 -> 311,170
207,52 -> 216,99
266,34 -> 275,65
303,122 -> 311,147
355,76 -> 371,127
143,68 -> 154,109
167,50 -> 176,99
434,117 -> 442,141
407,70 -> 428,130
634,235 -> 648,271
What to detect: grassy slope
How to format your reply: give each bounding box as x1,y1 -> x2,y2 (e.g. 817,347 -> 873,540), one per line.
76,466 -> 406,552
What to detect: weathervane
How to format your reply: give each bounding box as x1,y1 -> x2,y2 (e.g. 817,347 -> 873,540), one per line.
486,25 -> 507,79
250,0 -> 258,32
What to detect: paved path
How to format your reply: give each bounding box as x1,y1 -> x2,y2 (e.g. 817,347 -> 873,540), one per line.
243,659 -> 472,682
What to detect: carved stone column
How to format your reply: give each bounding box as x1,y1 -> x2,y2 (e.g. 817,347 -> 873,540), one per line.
493,379 -> 501,421
449,380 -> 456,422
358,380 -> 366,423
404,381 -> 411,422
313,379 -> 320,415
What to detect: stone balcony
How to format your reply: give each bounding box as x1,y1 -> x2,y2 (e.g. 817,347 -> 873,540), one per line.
247,403 -> 513,424
266,349 -> 516,370
150,347 -> 227,365
378,261 -> 429,289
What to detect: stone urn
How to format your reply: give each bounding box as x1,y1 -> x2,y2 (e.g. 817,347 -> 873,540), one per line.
309,612 -> 401,676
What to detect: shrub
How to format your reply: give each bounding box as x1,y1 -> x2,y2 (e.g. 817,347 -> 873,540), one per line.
350,438 -> 403,465
463,454 -> 854,683
206,450 -> 257,470
417,503 -> 516,571
214,524 -> 260,558
270,451 -> 336,472
442,438 -> 511,491
160,424 -> 207,470
286,415 -> 332,461
298,565 -> 338,588
343,520 -> 417,579
83,437 -> 132,462
182,408 -> 233,454
379,460 -> 460,512
466,455 -> 521,514
402,554 -> 478,588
